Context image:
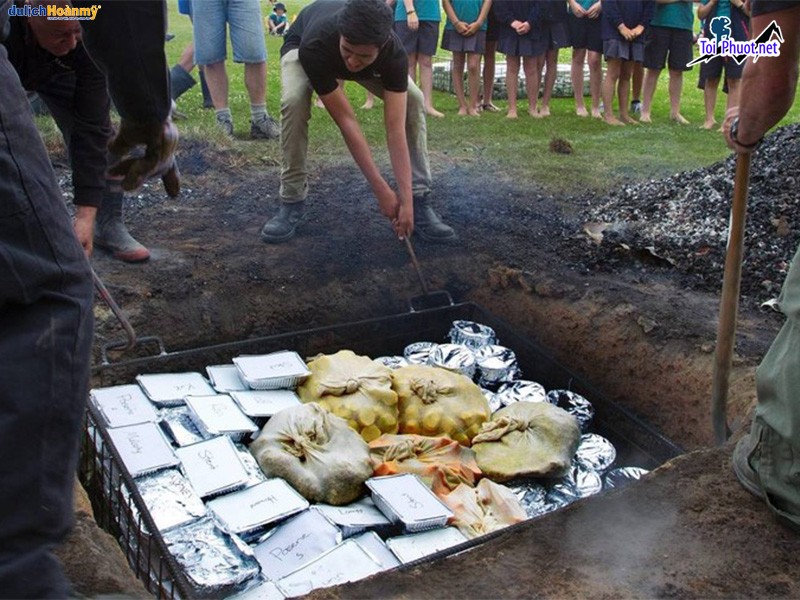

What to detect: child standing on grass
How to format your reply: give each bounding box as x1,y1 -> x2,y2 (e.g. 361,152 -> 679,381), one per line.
536,0 -> 571,117
600,0 -> 654,126
493,0 -> 545,119
442,0 -> 493,116
568,0 -> 603,118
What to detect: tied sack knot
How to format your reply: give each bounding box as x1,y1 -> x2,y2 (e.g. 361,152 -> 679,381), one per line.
410,378 -> 454,405
471,415 -> 529,444
383,438 -> 417,462
281,406 -> 330,458
318,371 -> 391,397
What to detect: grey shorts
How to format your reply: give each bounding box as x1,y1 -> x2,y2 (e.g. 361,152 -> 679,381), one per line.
441,29 -> 487,54
394,20 -> 440,56
603,38 -> 644,63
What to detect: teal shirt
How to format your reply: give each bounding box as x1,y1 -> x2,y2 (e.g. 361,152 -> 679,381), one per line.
569,0 -> 597,14
651,1 -> 694,31
395,0 -> 441,22
444,0 -> 487,30
701,0 -> 731,20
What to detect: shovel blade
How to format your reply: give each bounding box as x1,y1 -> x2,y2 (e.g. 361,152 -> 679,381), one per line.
409,290 -> 453,312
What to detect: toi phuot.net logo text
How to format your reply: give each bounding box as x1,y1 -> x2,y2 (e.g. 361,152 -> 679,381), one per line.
688,17 -> 784,67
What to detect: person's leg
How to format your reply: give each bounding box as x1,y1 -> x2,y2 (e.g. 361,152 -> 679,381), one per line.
572,47 -> 588,116
261,48 -> 312,243
482,39 -> 499,111
0,47 -> 93,598
192,0 -> 233,133
243,62 -> 266,105
506,55 -> 520,118
359,78 -> 455,242
466,52 -> 481,116
668,69 -> 688,124
587,50 -> 602,118
603,58 -> 623,125
640,67 -> 661,123
452,51 -> 468,114
618,60 -> 636,124
523,55 -> 541,118
408,51 -> 419,82
540,48 -> 558,116
418,52 -> 443,117
630,61 -> 643,113
362,91 -> 376,109
702,77 -> 720,129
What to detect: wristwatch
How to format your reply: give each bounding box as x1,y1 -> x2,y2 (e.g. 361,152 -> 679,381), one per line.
730,116 -> 763,150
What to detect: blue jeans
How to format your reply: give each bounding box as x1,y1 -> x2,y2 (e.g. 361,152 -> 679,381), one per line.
192,0 -> 267,65
0,45 -> 94,598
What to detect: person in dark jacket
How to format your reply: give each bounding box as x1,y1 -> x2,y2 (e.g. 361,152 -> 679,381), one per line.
493,0 -> 544,118
3,0 -> 154,262
600,0 -> 655,125
0,0 -> 178,595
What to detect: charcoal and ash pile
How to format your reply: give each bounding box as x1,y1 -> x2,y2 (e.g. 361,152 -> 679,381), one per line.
580,124 -> 800,304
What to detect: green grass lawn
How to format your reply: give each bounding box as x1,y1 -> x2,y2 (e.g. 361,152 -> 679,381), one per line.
41,0 -> 800,197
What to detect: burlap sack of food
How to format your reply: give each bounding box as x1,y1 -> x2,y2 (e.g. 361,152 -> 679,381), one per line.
369,434 -> 482,495
440,478 -> 528,539
297,350 -> 399,442
392,365 -> 490,446
471,401 -> 580,482
250,402 -> 373,505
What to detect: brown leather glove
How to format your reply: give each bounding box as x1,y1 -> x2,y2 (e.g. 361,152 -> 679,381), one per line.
108,119 -> 180,197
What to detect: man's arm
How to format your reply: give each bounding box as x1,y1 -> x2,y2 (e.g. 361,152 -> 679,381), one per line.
382,90 -> 414,237
724,3 -> 800,152
319,86 -> 411,238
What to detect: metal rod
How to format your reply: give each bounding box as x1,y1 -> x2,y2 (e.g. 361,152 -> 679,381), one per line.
711,152 -> 751,446
91,267 -> 137,351
404,236 -> 430,295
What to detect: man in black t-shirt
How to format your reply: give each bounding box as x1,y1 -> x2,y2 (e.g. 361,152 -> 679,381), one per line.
260,0 -> 456,244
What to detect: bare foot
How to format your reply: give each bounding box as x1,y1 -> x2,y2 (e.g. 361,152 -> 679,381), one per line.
361,101 -> 374,110
701,119 -> 717,130
576,106 -> 589,117
467,108 -> 480,117
671,113 -> 690,125
591,108 -> 602,119
622,115 -> 639,125
639,114 -> 652,123
426,108 -> 445,118
605,115 -> 625,126
458,106 -> 468,116
482,103 -> 501,113
529,108 -> 542,118
539,106 -> 551,117
507,110 -> 518,119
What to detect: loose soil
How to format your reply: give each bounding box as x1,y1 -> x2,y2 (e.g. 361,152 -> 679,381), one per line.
71,137 -> 797,598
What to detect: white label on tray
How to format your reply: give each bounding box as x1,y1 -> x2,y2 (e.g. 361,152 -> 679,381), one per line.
351,531 -> 400,570
229,390 -> 301,417
207,479 -> 308,535
106,422 -> 179,478
312,498 -> 391,531
234,352 -> 311,382
254,509 -> 341,581
230,579 -> 286,600
385,527 -> 469,564
206,365 -> 248,392
175,436 -> 249,498
136,372 -> 216,405
367,474 -> 454,525
275,540 -> 383,597
91,384 -> 158,427
185,394 -> 258,435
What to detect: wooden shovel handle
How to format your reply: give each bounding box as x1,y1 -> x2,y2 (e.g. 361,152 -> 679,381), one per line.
711,152 -> 752,445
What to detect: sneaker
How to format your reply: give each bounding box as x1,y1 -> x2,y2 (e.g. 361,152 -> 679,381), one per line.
251,116 -> 280,140
630,100 -> 642,114
733,434 -> 763,498
216,116 -> 234,138
261,202 -> 306,243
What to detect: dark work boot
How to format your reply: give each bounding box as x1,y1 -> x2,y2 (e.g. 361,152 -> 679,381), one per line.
169,64 -> 196,101
94,192 -> 151,262
413,194 -> 456,242
261,202 -> 307,243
